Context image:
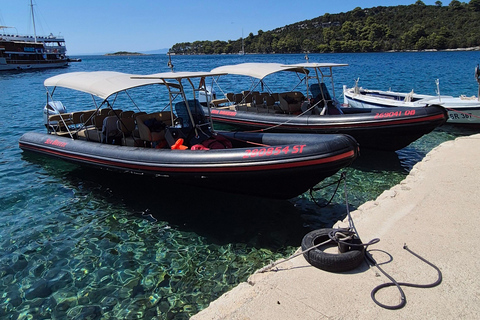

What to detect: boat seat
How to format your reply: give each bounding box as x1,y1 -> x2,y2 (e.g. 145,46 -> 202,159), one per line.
47,113 -> 72,130
243,93 -> 254,104
71,111 -> 84,128
253,93 -> 266,107
76,110 -> 97,139
225,93 -> 234,103
108,109 -> 122,117
84,114 -> 108,142
79,110 -> 97,126
101,116 -> 122,144
174,99 -> 212,146
117,117 -> 142,146
278,91 -> 305,113
310,83 -> 332,101
233,93 -> 244,105
132,111 -> 147,119
325,101 -> 343,115
264,94 -> 276,107
136,112 -> 172,146
46,113 -> 73,136
120,111 -> 134,118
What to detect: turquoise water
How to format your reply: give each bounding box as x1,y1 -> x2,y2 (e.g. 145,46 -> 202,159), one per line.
1,52 -> 479,319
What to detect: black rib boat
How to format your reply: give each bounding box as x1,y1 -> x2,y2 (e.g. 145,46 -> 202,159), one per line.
19,71 -> 359,199
203,63 -> 448,151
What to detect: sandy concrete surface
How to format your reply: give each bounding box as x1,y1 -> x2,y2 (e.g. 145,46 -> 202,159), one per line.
192,134 -> 480,320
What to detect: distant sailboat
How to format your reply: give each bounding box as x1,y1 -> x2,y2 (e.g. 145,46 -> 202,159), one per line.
239,29 -> 245,55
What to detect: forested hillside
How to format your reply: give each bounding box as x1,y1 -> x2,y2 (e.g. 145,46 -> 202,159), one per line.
170,0 -> 480,54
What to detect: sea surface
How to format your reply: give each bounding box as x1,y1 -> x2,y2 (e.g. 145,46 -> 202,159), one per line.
1,51 -> 479,319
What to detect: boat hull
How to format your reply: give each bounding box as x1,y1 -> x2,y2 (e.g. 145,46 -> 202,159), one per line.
344,88 -> 480,125
0,60 -> 69,71
205,106 -> 447,151
19,131 -> 358,199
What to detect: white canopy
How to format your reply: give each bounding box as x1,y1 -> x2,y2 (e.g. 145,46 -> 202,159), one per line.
131,71 -> 226,81
44,71 -> 226,100
44,71 -> 167,100
282,63 -> 349,69
210,63 -> 307,80
210,62 -> 348,80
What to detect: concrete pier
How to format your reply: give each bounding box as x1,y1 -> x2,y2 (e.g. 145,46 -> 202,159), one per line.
193,134 -> 480,319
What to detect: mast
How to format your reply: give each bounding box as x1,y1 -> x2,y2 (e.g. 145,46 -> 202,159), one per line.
475,64 -> 480,101
30,0 -> 37,42
241,29 -> 244,55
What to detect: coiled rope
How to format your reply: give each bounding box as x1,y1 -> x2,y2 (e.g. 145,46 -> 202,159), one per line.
366,244 -> 443,310
258,171 -> 443,310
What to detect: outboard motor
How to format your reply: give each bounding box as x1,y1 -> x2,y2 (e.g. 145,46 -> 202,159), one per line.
198,85 -> 216,106
43,101 -> 66,131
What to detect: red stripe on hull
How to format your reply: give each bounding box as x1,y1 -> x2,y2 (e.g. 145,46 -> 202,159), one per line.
19,143 -> 355,174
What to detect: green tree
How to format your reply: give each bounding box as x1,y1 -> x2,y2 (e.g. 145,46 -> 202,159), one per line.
449,0 -> 462,8
469,0 -> 480,11
330,40 -> 342,52
351,7 -> 365,18
364,23 -> 390,42
359,40 -> 373,52
322,28 -> 335,43
401,24 -> 427,48
317,43 -> 330,53
302,39 -> 316,52
341,21 -> 357,41
169,3 -> 480,54
415,36 -> 429,49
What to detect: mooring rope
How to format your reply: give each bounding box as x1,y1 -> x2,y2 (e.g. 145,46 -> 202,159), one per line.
366,244 -> 443,310
257,172 -> 377,273
257,171 -> 442,311
309,171 -> 346,207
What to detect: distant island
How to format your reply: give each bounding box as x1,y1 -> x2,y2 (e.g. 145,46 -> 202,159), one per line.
105,51 -> 147,56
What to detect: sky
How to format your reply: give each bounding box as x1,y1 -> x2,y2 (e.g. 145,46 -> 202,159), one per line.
0,0 -> 443,55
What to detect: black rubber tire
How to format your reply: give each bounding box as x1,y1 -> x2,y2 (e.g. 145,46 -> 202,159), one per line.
301,228 -> 365,272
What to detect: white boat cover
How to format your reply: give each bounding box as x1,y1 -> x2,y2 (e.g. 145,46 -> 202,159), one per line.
210,62 -> 348,80
211,63 -> 306,80
132,71 -> 226,80
282,63 -> 349,69
44,71 -> 226,100
44,71 -> 166,100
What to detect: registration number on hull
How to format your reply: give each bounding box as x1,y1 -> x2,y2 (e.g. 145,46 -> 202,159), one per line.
374,110 -> 416,119
243,145 -> 306,159
448,111 -> 473,120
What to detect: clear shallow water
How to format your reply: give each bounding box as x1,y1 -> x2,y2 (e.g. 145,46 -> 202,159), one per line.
1,52 -> 479,319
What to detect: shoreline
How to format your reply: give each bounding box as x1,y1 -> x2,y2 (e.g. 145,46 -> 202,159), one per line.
193,134 -> 480,319
168,46 -> 480,56
70,47 -> 480,57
